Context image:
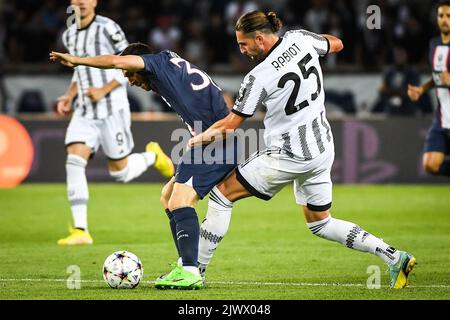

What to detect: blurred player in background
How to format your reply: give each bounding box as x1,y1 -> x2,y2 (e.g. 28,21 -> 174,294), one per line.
51,41 -> 239,289
56,0 -> 174,245
408,0 -> 450,178
190,11 -> 416,289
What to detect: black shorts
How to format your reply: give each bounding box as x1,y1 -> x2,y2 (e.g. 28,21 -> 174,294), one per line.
424,124 -> 450,154
175,136 -> 240,199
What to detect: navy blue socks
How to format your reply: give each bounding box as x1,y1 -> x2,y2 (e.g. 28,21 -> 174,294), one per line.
172,207 -> 200,267
165,209 -> 181,257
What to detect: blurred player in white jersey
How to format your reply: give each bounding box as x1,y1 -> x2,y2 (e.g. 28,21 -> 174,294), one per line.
56,0 -> 174,245
189,11 -> 416,289
408,0 -> 450,177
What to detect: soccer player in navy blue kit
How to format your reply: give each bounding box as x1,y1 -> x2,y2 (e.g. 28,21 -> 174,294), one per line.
50,43 -> 239,289
408,0 -> 450,177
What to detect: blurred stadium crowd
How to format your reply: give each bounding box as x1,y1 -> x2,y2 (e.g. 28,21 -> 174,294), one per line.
0,0 -> 441,72
0,0 -> 441,115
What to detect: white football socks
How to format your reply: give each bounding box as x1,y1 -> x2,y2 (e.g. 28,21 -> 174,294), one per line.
109,152 -> 156,183
307,215 -> 400,265
183,266 -> 200,276
198,187 -> 233,271
66,154 -> 89,231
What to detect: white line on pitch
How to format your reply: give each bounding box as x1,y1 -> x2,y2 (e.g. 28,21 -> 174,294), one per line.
0,278 -> 449,289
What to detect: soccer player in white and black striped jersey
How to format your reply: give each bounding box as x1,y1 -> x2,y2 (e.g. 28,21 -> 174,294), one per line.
56,0 -> 174,245
189,11 -> 416,289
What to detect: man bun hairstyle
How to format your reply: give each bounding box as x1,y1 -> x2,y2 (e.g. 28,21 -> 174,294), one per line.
266,12 -> 283,32
235,11 -> 283,35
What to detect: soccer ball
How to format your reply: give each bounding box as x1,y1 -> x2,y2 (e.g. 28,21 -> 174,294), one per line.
102,250 -> 143,289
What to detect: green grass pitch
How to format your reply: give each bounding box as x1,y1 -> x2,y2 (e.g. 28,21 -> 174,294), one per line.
0,184 -> 449,300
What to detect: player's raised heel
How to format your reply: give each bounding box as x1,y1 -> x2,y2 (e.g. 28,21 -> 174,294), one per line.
57,227 -> 93,245
389,251 -> 417,289
146,142 -> 175,178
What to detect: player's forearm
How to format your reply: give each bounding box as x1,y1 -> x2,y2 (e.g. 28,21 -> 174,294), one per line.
101,79 -> 121,96
198,120 -> 231,144
192,113 -> 245,146
73,55 -> 120,69
421,79 -> 434,92
321,34 -> 344,54
65,81 -> 78,99
70,54 -> 144,73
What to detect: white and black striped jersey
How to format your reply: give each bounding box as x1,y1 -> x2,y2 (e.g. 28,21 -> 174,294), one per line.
232,29 -> 333,160
62,15 -> 129,119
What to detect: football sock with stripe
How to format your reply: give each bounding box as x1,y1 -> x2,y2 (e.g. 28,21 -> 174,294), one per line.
109,152 -> 155,183
307,215 -> 400,265
172,207 -> 200,275
66,154 -> 89,231
198,187 -> 233,273
165,209 -> 181,257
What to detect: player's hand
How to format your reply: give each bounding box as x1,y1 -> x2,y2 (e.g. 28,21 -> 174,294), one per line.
187,134 -> 216,149
56,95 -> 73,116
442,71 -> 450,85
188,135 -> 206,149
85,87 -> 106,103
407,84 -> 423,102
49,51 -> 78,68
186,137 -> 196,150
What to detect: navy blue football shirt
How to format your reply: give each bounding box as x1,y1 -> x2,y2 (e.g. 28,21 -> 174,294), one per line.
140,51 -> 229,134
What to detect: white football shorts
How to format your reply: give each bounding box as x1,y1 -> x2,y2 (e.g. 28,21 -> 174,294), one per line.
65,109 -> 134,160
236,146 -> 334,211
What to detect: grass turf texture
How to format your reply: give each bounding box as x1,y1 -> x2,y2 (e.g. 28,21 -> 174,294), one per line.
0,184 -> 449,300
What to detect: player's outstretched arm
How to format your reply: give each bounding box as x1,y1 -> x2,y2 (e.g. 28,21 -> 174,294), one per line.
188,113 -> 246,148
321,34 -> 344,54
49,52 -> 145,73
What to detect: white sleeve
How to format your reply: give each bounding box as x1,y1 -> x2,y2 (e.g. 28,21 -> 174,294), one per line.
232,74 -> 267,117
286,29 -> 329,57
103,22 -> 129,54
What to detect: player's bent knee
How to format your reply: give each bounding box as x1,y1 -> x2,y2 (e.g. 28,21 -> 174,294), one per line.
423,161 -> 440,174
167,183 -> 199,211
167,198 -> 196,212
423,152 -> 445,175
167,193 -> 197,212
160,179 -> 175,209
217,171 -> 251,202
66,144 -> 91,160
160,194 -> 169,208
107,158 -> 128,172
303,205 -> 331,224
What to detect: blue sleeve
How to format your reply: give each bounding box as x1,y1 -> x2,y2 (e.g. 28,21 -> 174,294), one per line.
140,53 -> 165,78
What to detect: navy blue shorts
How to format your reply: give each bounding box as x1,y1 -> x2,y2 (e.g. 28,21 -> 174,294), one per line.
424,124 -> 450,154
175,136 -> 240,199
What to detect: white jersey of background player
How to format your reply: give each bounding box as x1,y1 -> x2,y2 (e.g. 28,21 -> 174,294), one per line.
56,0 -> 173,245
189,11 -> 416,289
